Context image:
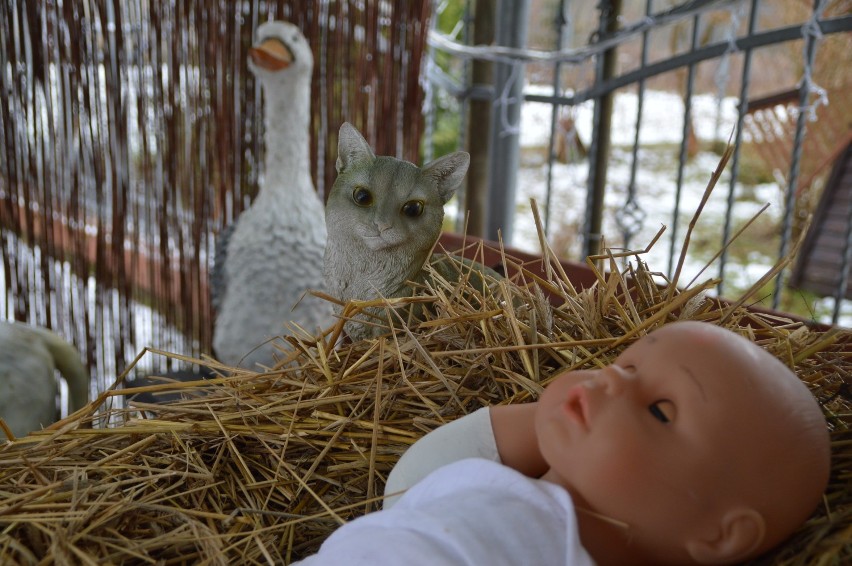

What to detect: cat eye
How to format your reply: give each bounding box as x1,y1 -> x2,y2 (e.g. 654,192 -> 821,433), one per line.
401,200 -> 424,218
352,187 -> 373,207
649,400 -> 674,424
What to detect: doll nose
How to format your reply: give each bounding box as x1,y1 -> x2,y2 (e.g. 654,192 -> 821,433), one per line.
598,365 -> 635,395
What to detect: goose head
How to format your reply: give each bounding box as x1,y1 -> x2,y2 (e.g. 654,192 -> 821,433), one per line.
248,20 -> 314,82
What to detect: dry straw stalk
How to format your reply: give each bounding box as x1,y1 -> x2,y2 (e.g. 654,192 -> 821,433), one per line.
1,151 -> 850,564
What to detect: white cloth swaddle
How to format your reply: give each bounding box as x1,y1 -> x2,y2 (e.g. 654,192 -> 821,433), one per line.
383,406 -> 500,509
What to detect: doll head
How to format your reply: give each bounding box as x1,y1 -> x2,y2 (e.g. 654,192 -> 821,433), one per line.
536,321 -> 830,565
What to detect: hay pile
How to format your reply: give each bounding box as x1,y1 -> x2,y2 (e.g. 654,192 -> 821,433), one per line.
2,195 -> 851,563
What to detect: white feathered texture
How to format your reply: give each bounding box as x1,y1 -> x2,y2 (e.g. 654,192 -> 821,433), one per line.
0,320 -> 90,439
212,21 -> 332,369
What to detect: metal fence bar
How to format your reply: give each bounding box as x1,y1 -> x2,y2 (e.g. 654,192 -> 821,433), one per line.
423,5 -> 439,166
619,0 -> 653,251
543,0 -> 570,237
583,0 -> 621,258
718,0 -> 758,297
428,0 -> 742,66
773,0 -> 826,310
522,15 -> 852,108
454,0 -> 473,222
485,0 -> 530,243
425,1 -> 852,322
835,184 -> 852,323
668,14 -> 701,278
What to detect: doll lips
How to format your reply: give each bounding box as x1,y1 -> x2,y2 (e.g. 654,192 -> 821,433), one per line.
563,385 -> 589,430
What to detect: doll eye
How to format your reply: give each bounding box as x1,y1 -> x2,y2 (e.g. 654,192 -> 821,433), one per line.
401,200 -> 424,217
352,187 -> 373,206
649,400 -> 674,424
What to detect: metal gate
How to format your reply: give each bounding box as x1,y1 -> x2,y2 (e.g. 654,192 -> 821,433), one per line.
423,0 -> 852,323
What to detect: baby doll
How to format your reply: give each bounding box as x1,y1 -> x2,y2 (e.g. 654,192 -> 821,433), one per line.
294,321 -> 831,565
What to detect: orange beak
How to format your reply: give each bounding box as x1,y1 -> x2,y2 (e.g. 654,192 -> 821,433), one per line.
249,38 -> 292,71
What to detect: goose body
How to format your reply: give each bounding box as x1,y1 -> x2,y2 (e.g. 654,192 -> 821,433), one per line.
212,21 -> 332,369
0,320 -> 90,439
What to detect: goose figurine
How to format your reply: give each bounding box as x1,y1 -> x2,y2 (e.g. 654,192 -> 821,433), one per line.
211,20 -> 333,369
0,320 -> 90,439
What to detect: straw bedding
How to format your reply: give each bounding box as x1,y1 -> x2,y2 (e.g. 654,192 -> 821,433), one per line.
1,191 -> 851,564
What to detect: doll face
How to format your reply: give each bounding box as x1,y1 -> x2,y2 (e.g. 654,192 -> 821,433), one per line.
535,324 -> 763,551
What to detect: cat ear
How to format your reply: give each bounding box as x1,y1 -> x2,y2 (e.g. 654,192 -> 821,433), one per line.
422,151 -> 470,204
336,122 -> 375,173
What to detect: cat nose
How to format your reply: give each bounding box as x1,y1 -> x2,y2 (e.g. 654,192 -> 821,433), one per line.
376,220 -> 393,232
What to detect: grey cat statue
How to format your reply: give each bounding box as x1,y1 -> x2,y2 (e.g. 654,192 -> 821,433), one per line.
324,122 -> 499,342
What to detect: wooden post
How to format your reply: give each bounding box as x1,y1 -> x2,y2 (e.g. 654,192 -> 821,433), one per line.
464,0 -> 495,238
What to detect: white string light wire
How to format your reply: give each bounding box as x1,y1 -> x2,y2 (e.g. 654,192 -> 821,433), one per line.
798,0 -> 829,122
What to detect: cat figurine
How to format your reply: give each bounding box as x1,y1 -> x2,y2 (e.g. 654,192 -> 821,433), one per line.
324,122 -> 498,342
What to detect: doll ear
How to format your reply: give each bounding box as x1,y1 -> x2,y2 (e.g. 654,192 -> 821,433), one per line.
685,507 -> 766,564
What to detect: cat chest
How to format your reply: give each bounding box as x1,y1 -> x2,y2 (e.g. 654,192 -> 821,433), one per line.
326,248 -> 423,301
